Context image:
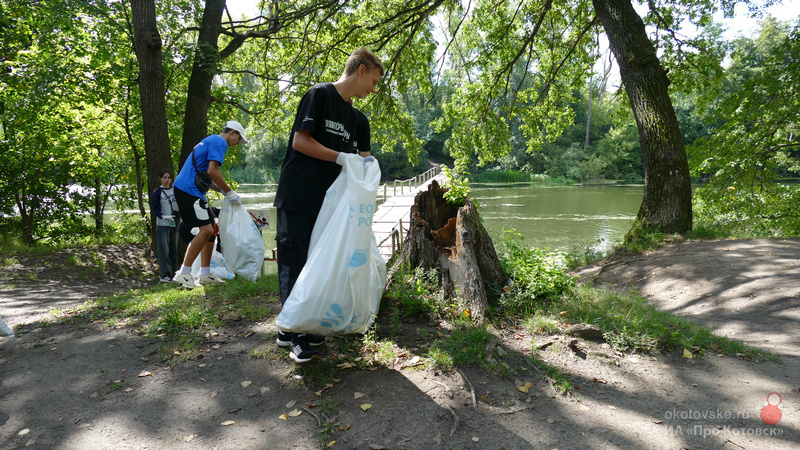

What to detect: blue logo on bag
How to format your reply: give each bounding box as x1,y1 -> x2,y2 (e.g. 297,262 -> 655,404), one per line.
320,303 -> 345,328
349,248 -> 368,268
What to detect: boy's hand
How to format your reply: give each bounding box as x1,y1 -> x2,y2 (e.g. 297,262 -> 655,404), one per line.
225,190 -> 241,206
335,152 -> 362,166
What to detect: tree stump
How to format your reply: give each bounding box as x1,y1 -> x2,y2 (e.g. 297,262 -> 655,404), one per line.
390,180 -> 506,323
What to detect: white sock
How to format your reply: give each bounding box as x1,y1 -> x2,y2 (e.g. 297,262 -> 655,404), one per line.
200,267 -> 210,276
180,265 -> 192,275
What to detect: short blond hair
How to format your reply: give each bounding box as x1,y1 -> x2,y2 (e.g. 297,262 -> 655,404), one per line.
344,47 -> 384,76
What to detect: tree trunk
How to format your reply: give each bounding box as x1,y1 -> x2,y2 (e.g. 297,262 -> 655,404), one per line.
593,0 -> 692,233
131,0 -> 174,252
178,0 -> 225,168
391,180 -> 506,324
584,75 -> 592,150
94,174 -> 103,236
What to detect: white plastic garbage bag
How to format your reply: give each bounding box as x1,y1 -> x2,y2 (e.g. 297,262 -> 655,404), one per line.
0,315 -> 14,337
276,156 -> 387,336
218,199 -> 265,282
191,245 -> 236,281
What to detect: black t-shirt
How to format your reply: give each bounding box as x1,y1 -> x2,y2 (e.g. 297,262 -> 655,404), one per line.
274,82 -> 370,217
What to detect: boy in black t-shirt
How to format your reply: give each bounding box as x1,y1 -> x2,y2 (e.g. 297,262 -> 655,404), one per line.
274,48 -> 384,363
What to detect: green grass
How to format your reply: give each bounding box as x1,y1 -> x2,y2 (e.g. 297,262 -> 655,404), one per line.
427,327 -> 493,370
43,273 -> 282,361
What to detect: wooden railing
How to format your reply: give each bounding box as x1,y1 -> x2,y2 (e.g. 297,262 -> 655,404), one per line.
375,164 -> 443,259
378,165 -> 441,202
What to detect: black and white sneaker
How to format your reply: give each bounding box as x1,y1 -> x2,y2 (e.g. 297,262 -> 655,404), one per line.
276,331 -> 295,347
290,334 -> 318,363
277,331 -> 324,347
306,334 -> 325,347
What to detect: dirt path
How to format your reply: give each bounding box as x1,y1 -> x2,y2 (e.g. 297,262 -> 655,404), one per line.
1,240 -> 798,449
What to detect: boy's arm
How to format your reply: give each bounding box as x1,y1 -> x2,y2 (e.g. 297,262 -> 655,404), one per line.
207,160 -> 232,193
292,130 -> 340,162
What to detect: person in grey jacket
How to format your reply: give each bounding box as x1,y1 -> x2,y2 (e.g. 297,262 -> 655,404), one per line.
150,169 -> 180,282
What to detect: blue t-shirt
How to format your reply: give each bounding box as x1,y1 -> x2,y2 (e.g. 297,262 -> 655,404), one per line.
174,135 -> 228,200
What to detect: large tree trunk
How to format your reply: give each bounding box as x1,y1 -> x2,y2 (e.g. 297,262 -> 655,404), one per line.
593,0 -> 692,233
391,181 -> 506,324
178,0 -> 226,168
131,0 -> 174,252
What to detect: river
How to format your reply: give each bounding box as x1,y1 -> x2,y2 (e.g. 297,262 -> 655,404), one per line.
234,182 -> 643,253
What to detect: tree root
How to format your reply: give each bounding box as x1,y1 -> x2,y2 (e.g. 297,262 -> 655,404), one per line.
457,368 -> 478,411
300,405 -> 321,426
485,404 -> 531,415
446,405 -> 460,437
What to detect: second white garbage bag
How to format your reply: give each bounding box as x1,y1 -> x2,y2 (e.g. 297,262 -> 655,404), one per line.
219,199 -> 265,282
276,156 -> 387,336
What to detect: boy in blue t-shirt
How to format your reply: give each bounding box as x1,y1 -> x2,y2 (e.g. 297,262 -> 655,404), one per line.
172,120 -> 248,288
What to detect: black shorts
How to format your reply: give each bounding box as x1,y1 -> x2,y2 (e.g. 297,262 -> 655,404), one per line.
174,187 -> 214,229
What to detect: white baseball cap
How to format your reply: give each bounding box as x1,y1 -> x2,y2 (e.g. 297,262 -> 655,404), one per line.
225,120 -> 248,144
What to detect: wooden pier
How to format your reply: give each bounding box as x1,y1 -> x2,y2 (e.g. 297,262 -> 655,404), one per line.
372,165 -> 444,262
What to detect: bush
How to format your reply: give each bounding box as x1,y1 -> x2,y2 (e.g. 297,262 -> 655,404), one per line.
497,230 -> 576,315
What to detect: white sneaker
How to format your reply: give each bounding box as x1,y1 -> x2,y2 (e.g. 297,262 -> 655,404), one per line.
172,273 -> 197,289
159,276 -> 172,283
198,273 -> 225,285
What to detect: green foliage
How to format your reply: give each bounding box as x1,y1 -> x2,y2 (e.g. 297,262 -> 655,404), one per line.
441,165 -> 470,206
497,230 -> 576,315
689,18 -> 800,234
384,263 -> 469,322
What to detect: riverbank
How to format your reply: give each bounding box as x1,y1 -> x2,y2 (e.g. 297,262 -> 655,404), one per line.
1,240 -> 798,448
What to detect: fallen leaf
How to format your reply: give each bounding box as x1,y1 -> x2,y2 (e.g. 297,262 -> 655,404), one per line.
260,387 -> 270,395
138,371 -> 153,377
241,381 -> 252,388
472,437 -> 480,442
546,418 -> 555,424
210,390 -> 219,398
652,418 -> 664,424
199,364 -> 206,368
220,421 -> 235,426
353,392 -> 365,399
125,388 -> 134,392
683,349 -> 693,359
288,409 -> 302,417
592,378 -> 608,384
51,347 -> 57,351
278,414 -> 287,420
524,381 -> 533,388
327,441 -> 336,447
338,362 -> 354,369
360,403 -> 372,411
286,400 -> 296,408
18,429 -> 30,436
516,385 -> 528,393
184,434 -> 196,442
